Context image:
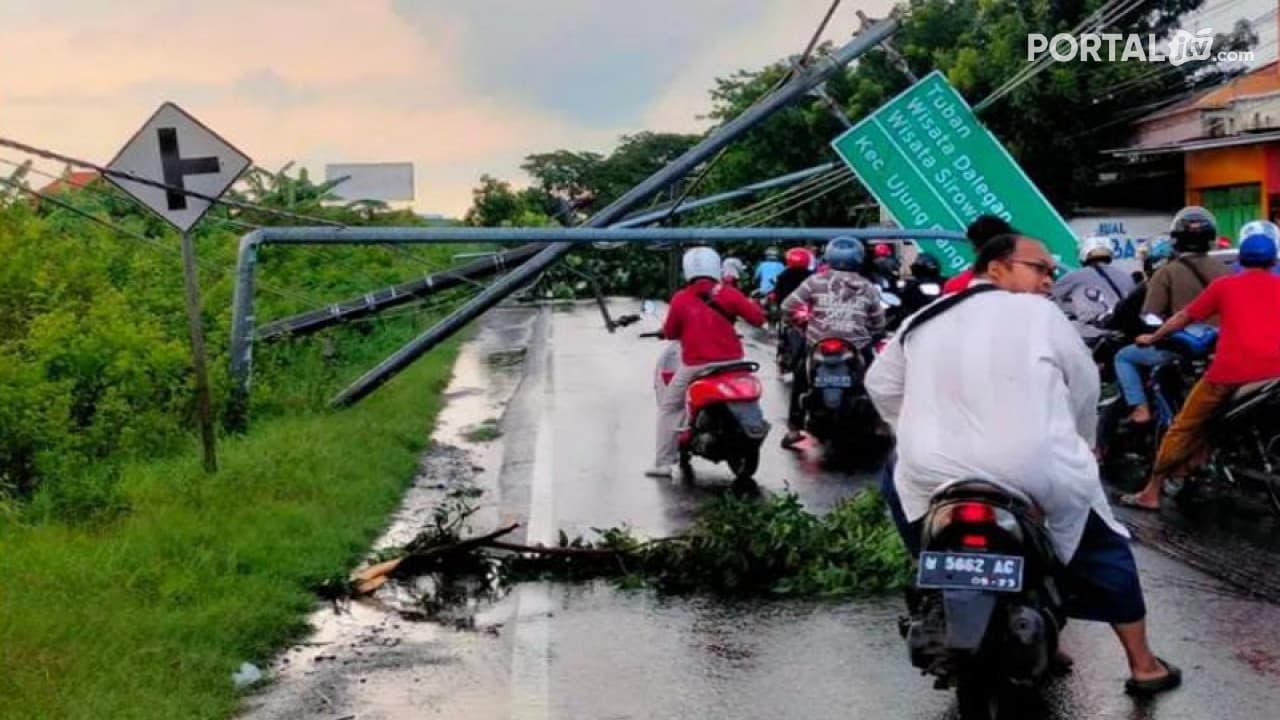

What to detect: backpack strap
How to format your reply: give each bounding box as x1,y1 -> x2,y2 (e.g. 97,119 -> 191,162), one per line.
899,284 -> 1002,344
1091,265 -> 1125,301
1177,256 -> 1211,290
697,284 -> 737,323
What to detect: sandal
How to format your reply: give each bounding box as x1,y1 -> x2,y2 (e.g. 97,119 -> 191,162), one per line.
1125,657 -> 1182,696
1118,494 -> 1160,512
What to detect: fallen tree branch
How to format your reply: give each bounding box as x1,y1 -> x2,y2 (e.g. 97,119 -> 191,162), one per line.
352,523 -> 521,595
483,539 -> 628,558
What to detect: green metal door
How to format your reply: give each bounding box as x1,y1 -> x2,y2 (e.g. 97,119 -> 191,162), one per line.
1201,184 -> 1261,244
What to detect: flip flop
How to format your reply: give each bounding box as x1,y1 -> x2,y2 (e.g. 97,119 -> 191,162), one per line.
1125,657 -> 1182,696
1118,494 -> 1161,512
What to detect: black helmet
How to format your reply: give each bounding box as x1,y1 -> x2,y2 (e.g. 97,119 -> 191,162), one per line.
910,253 -> 941,279
1170,206 -> 1217,253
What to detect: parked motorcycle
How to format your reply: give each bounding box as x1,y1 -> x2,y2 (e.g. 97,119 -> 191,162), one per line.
648,334 -> 770,484
902,480 -> 1065,720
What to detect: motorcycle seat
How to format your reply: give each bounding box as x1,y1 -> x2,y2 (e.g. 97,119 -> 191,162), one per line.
690,361 -> 758,381
1231,378 -> 1280,402
931,478 -> 1036,513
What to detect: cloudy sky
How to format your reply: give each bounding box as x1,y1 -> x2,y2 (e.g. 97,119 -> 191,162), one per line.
0,0 -> 1272,217
0,0 -> 898,216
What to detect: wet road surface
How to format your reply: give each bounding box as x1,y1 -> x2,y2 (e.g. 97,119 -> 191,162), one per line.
244,300 -> 1280,720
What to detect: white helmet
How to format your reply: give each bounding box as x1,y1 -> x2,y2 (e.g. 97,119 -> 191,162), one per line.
1239,220 -> 1280,244
721,257 -> 746,279
682,246 -> 722,282
1078,236 -> 1114,264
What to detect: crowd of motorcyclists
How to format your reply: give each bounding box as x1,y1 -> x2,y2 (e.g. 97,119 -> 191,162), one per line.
649,204 -> 1280,701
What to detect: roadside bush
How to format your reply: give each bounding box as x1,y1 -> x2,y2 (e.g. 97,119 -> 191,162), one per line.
0,185 -> 462,510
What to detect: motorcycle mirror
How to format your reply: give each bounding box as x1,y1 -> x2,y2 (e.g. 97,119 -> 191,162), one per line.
1142,313 -> 1164,327
642,299 -> 657,316
880,292 -> 902,309
920,283 -> 941,297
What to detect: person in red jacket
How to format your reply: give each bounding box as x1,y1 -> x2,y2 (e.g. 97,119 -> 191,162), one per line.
943,214 -> 1017,294
648,247 -> 766,478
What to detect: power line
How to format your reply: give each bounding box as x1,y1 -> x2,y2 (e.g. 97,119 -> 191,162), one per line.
975,0 -> 1147,112
973,0 -> 1129,111
0,173 -> 326,307
742,172 -> 857,227
0,134 -> 347,228
0,156 -> 262,233
655,0 -> 847,225
1,153 -> 456,302
727,168 -> 855,227
712,165 -> 851,226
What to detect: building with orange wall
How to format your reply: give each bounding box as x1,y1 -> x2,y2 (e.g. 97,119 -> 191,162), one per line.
1109,61 -> 1280,236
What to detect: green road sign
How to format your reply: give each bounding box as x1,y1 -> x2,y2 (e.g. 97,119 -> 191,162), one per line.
832,71 -> 1078,273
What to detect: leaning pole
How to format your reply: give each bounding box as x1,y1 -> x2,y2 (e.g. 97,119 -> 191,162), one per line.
329,17 -> 901,408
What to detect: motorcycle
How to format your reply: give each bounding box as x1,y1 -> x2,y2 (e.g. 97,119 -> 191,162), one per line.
752,289 -> 781,332
879,288 -> 905,332
1096,319 -> 1212,490
776,306 -> 809,379
887,279 -> 941,332
801,337 -> 883,463
1169,376 -> 1280,516
648,334 -> 770,484
902,480 -> 1066,720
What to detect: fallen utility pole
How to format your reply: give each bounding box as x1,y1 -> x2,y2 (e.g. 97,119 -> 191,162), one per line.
256,242 -> 541,341
329,16 -> 901,408
256,162 -> 838,342
228,227 -> 947,430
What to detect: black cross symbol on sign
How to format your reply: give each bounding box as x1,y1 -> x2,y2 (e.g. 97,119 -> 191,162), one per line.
157,127 -> 221,211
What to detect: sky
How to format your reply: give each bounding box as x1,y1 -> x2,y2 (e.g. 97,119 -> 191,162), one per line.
0,0 -> 1272,218
0,0 -> 895,217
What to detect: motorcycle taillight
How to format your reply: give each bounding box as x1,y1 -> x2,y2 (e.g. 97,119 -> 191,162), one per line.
819,339 -> 846,355
954,502 -> 997,525
715,374 -> 762,400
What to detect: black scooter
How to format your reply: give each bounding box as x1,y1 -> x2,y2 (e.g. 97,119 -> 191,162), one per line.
801,337 -> 882,462
903,480 -> 1065,720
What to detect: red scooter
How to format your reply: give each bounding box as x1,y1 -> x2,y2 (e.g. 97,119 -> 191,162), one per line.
648,334 -> 770,484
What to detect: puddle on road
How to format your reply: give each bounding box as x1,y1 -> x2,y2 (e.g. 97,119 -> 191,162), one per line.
242,307 -> 539,719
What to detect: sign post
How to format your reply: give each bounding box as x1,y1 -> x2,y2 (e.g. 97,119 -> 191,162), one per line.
831,71 -> 1078,273
179,230 -> 218,472
106,102 -> 252,472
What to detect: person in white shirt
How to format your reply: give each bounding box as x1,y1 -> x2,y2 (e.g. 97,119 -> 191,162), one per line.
866,235 -> 1181,696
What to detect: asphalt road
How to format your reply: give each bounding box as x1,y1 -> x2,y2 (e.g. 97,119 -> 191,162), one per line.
244,300 -> 1280,720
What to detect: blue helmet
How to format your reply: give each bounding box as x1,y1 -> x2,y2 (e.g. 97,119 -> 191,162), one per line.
1146,236 -> 1174,261
1239,233 -> 1278,268
823,236 -> 865,271
1239,220 -> 1280,244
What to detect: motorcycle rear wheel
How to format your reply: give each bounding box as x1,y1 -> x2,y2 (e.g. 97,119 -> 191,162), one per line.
956,671 -> 1003,720
727,445 -> 760,482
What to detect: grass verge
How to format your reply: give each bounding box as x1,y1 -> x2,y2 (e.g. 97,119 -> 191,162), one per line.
0,340 -> 459,720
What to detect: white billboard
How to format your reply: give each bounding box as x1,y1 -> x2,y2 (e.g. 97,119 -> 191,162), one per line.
324,162 -> 415,202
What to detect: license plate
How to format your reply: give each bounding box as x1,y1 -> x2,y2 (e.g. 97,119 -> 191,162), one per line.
917,551 -> 1024,593
814,374 -> 852,388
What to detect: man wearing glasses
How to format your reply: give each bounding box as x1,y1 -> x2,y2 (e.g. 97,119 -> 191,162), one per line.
866,235 -> 1181,695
